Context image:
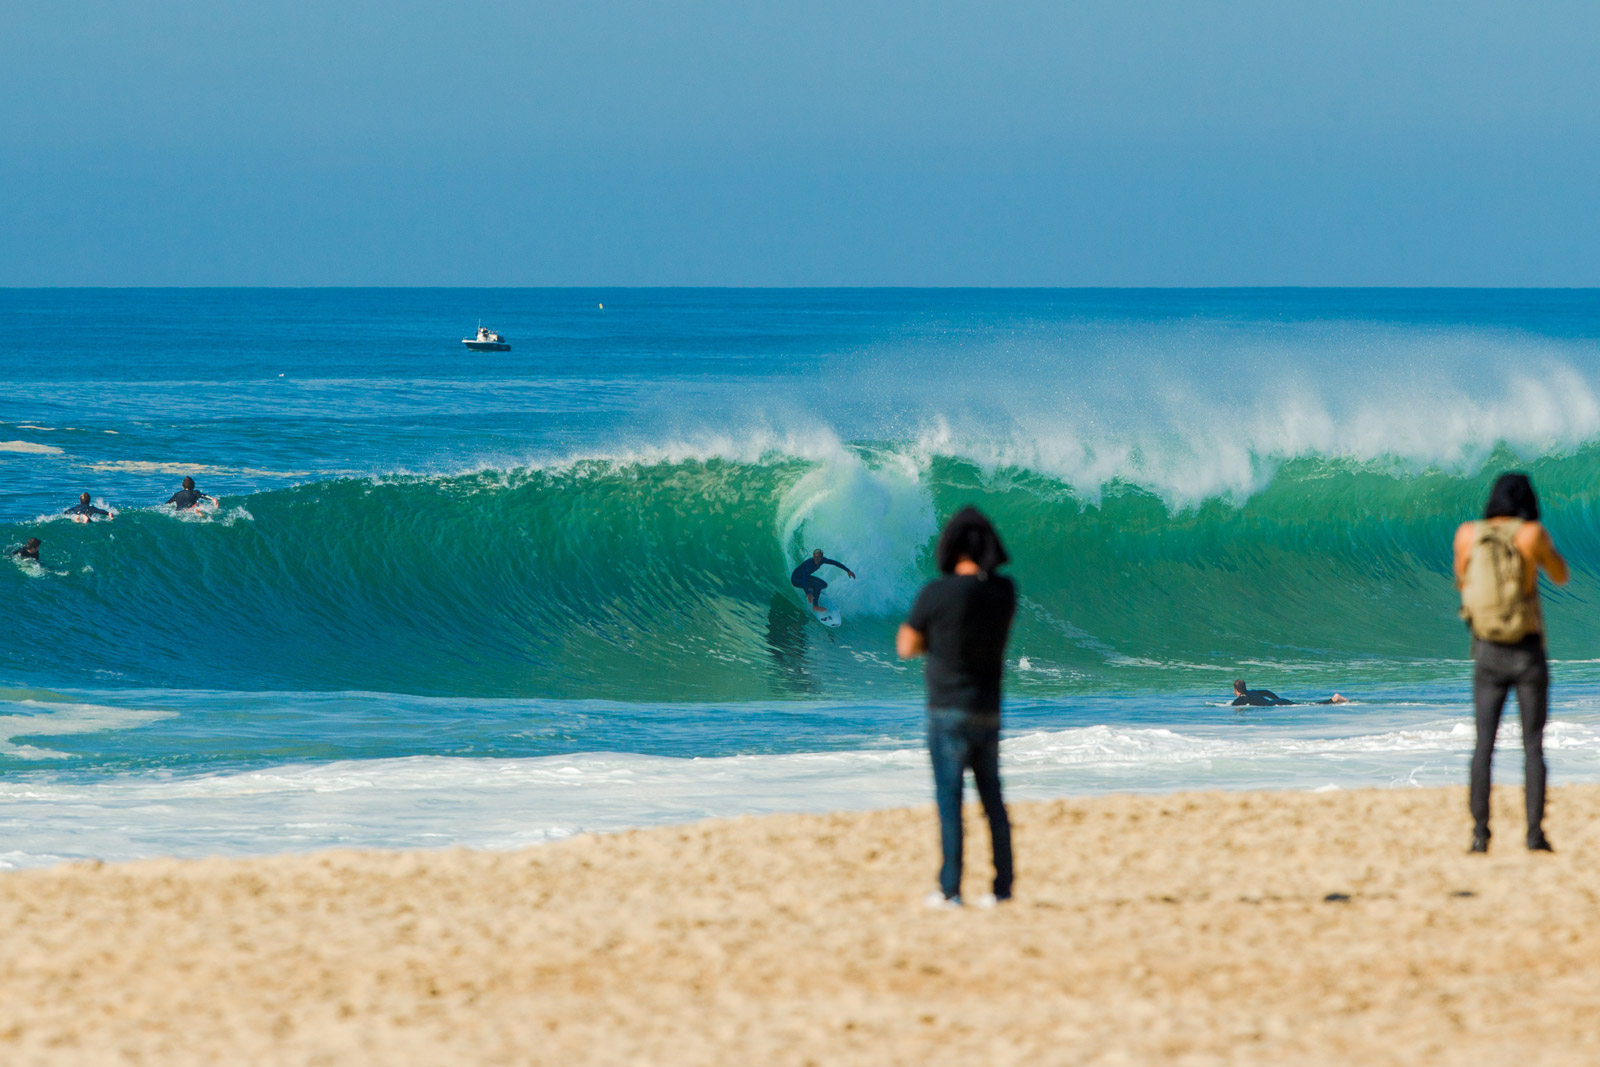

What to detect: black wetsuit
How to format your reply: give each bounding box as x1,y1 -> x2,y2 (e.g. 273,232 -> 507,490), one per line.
167,488 -> 208,510
790,557 -> 846,605
10,546 -> 39,561
64,502 -> 110,520
1232,689 -> 1341,706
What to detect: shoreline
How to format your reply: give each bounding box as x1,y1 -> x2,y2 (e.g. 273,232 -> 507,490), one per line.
3,784 -> 1599,1064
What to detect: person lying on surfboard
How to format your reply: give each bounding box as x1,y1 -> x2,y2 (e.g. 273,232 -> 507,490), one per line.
790,549 -> 855,612
64,493 -> 111,523
165,476 -> 219,511
1230,678 -> 1348,706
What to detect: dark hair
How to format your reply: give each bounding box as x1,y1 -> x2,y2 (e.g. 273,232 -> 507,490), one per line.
934,506 -> 1009,575
80,492 -> 91,503
25,538 -> 40,549
182,476 -> 195,490
1484,472 -> 1540,522
1233,678 -> 1247,691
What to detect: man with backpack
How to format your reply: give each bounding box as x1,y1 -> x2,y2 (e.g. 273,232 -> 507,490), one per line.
1454,472 -> 1569,853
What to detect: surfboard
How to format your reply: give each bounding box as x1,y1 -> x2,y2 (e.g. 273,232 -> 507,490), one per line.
812,597 -> 842,628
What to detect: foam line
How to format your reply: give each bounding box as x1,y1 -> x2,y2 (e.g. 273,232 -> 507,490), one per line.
3,717 -> 1598,868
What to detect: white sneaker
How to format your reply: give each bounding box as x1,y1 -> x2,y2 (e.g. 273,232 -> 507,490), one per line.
922,891 -> 962,910
972,893 -> 1012,909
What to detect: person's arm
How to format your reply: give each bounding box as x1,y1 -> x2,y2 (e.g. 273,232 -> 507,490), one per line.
1453,521 -> 1477,589
823,558 -> 856,579
899,586 -> 932,658
204,495 -> 220,507
1523,522 -> 1570,586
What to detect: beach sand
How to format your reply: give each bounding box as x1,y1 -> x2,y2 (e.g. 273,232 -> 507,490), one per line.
2,784 -> 1599,1065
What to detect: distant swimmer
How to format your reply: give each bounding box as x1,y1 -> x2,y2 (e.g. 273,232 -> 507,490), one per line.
9,538 -> 41,561
1231,678 -> 1349,706
64,493 -> 110,523
166,477 -> 219,511
790,549 -> 855,612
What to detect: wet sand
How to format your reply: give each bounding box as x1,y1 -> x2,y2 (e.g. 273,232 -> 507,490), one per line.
2,784 -> 1598,1065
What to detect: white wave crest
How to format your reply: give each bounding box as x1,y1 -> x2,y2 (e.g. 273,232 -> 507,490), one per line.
5,715 -> 1599,867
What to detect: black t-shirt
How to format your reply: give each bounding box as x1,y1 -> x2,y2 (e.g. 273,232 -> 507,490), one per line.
906,573 -> 1017,713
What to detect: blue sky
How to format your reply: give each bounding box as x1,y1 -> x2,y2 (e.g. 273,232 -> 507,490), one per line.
3,1 -> 1598,285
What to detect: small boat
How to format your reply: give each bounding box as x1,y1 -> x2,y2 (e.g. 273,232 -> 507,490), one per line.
462,324 -> 511,351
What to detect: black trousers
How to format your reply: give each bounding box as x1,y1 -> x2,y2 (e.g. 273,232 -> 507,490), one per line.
1469,634 -> 1548,842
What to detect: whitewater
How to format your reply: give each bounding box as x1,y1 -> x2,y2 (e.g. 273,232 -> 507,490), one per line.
4,288 -> 1600,867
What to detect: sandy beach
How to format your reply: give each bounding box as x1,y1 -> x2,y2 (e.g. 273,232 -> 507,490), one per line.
2,784 -> 1598,1065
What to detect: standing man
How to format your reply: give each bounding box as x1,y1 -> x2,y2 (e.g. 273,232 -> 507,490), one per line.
64,493 -> 110,522
1455,472 -> 1569,853
789,549 -> 854,613
897,506 -> 1016,909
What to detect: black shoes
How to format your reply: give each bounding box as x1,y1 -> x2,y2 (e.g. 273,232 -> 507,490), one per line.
1471,829 -> 1555,852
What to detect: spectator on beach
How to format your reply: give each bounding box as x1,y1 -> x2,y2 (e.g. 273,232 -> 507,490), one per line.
1231,679 -> 1349,706
897,506 -> 1016,909
64,493 -> 110,523
1455,472 -> 1569,853
10,538 -> 41,561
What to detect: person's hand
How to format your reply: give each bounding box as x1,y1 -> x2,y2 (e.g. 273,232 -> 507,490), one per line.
847,570 -> 856,579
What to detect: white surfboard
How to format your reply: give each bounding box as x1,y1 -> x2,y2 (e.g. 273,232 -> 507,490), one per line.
812,597 -> 842,628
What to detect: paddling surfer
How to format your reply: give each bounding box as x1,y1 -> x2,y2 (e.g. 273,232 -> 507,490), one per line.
9,538 -> 41,562
790,549 -> 855,613
64,493 -> 110,522
1231,679 -> 1349,706
1455,471 -> 1569,853
166,477 -> 219,511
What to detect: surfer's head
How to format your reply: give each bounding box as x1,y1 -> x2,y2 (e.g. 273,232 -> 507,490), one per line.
80,492 -> 91,505
934,506 -> 1008,576
24,538 -> 40,551
1233,678 -> 1248,695
1484,472 -> 1539,522
182,476 -> 195,490
812,549 -> 824,562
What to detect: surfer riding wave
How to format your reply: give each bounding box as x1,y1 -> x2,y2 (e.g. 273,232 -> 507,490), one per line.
790,549 -> 855,613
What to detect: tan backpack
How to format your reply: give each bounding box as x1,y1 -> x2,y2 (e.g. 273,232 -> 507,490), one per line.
1459,520 -> 1530,642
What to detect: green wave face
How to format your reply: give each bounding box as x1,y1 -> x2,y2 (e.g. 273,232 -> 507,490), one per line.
5,446 -> 1597,699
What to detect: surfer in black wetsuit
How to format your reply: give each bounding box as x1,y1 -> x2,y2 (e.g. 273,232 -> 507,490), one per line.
1231,678 -> 1349,706
166,477 -> 219,511
790,549 -> 855,612
64,493 -> 111,522
10,538 -> 41,562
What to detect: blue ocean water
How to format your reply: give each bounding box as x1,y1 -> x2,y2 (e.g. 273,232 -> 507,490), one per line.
4,288 -> 1600,866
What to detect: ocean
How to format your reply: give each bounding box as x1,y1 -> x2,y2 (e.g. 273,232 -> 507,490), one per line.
4,288 -> 1600,868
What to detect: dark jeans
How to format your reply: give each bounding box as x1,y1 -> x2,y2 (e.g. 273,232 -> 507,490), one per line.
927,708 -> 1013,900
1470,634 -> 1549,843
